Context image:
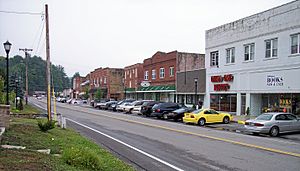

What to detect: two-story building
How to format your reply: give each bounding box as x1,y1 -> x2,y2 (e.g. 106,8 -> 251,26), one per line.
176,53 -> 205,107
204,0 -> 300,116
89,67 -> 124,100
124,63 -> 144,99
137,51 -> 177,102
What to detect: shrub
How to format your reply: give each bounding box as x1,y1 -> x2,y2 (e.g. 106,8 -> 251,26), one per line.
62,146 -> 103,170
38,120 -> 56,132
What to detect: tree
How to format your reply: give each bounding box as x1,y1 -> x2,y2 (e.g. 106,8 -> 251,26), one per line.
83,86 -> 90,100
95,89 -> 102,100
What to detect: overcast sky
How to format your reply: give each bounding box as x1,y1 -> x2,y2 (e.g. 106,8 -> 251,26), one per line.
0,0 -> 293,77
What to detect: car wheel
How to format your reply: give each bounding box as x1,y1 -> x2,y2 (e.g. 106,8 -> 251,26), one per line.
269,126 -> 279,137
129,109 -> 133,114
163,113 -> 168,120
198,118 -> 206,126
223,116 -> 230,124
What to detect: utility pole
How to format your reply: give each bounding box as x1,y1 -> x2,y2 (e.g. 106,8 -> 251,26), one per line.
19,48 -> 32,105
45,4 -> 51,121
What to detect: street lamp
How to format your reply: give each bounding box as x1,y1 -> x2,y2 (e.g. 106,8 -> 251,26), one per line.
3,41 -> 12,105
194,78 -> 198,108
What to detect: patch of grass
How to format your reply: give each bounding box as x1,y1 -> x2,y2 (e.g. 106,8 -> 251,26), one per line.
11,104 -> 41,114
1,118 -> 134,171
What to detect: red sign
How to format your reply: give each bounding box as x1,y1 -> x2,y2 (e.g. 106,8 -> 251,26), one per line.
211,76 -> 223,82
223,74 -> 234,82
214,84 -> 230,91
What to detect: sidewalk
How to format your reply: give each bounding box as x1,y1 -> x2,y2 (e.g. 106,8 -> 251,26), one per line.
232,115 -> 256,124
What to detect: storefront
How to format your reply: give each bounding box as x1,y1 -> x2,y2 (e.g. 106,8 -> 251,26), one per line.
206,67 -> 300,116
136,85 -> 176,102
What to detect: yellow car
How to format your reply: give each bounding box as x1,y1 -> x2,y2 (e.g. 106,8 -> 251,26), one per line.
183,108 -> 232,126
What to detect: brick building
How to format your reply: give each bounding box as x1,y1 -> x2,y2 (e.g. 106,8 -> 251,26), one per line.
89,67 -> 124,100
137,51 -> 177,102
176,53 -> 205,107
124,63 -> 143,99
72,76 -> 85,99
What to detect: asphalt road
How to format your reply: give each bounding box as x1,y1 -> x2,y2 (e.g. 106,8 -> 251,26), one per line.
30,98 -> 300,171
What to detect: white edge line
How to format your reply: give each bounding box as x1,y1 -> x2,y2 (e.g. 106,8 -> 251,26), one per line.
66,118 -> 185,171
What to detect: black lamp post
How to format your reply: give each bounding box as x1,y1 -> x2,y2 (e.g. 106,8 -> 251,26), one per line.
194,78 -> 198,108
3,41 -> 12,105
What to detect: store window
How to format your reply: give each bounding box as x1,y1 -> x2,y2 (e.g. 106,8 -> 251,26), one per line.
226,47 -> 235,64
210,94 -> 237,112
291,33 -> 300,54
244,43 -> 255,61
265,38 -> 278,58
210,51 -> 219,67
261,94 -> 300,115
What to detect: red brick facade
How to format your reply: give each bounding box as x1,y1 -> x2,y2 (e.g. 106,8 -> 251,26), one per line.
89,67 -> 124,100
124,63 -> 143,89
143,51 -> 177,86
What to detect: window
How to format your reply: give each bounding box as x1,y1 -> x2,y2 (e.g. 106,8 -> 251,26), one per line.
291,33 -> 300,54
226,48 -> 235,64
135,68 -> 137,78
160,68 -> 165,78
129,71 -> 132,78
210,51 -> 219,66
244,43 -> 255,61
169,67 -> 174,77
144,71 -> 148,80
104,77 -> 107,84
152,69 -> 156,79
265,38 -> 278,58
129,81 -> 132,88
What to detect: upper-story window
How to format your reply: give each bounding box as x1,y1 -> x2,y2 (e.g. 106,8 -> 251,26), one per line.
291,33 -> 300,54
226,48 -> 235,64
124,72 -> 126,79
169,67 -> 174,77
265,38 -> 278,58
160,68 -> 165,78
244,43 -> 255,61
104,77 -> 107,84
129,71 -> 132,78
135,68 -> 137,78
210,51 -> 219,67
152,69 -> 156,79
144,71 -> 149,80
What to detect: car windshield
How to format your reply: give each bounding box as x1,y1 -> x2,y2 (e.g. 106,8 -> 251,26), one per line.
255,114 -> 273,120
191,109 -> 204,114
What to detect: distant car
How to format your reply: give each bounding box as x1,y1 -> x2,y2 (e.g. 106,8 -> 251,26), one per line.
244,113 -> 300,137
165,107 -> 194,121
109,100 -> 123,111
183,109 -> 232,126
140,101 -> 160,116
151,102 -> 183,119
104,101 -> 118,110
94,99 -> 110,109
132,100 -> 153,115
123,100 -> 152,114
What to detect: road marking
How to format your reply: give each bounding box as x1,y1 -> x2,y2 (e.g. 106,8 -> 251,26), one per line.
66,118 -> 185,171
33,99 -> 300,158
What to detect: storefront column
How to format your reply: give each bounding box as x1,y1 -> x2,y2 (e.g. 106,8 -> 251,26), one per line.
236,92 -> 242,116
204,94 -> 210,108
245,93 -> 251,114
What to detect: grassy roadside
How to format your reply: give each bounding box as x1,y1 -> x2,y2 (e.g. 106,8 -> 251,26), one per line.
11,104 -> 41,115
0,118 -> 134,171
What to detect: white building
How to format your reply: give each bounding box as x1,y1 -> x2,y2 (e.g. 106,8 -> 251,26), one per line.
204,0 -> 300,116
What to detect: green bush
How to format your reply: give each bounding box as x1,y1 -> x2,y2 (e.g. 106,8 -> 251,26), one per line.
62,146 -> 103,170
38,120 -> 56,132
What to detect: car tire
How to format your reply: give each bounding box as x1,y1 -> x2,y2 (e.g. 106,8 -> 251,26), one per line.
163,113 -> 168,120
223,116 -> 230,124
198,118 -> 206,126
129,109 -> 133,114
269,126 -> 279,137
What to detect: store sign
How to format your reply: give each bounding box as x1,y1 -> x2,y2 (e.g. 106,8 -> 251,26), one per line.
211,74 -> 234,91
267,75 -> 283,86
141,81 -> 150,87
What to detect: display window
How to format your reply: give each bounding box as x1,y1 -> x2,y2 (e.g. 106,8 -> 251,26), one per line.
210,94 -> 237,112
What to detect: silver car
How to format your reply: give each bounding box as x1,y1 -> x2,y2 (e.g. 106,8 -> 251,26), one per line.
244,113 -> 300,137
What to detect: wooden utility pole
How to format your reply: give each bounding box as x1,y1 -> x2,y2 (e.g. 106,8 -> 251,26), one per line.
45,4 -> 51,121
19,48 -> 32,105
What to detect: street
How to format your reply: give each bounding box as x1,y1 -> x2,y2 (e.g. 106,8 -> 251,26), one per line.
31,98 -> 300,171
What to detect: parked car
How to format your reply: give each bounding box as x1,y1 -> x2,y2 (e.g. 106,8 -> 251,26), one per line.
123,100 -> 152,114
132,100 -> 153,115
244,113 -> 300,137
90,100 -> 95,106
116,99 -> 135,112
183,109 -> 232,126
140,101 -> 160,116
151,102 -> 183,119
104,101 -> 118,110
109,100 -> 123,111
165,106 -> 194,121
94,99 -> 110,109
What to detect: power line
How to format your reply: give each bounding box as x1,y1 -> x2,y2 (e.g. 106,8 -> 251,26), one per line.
0,10 -> 43,15
31,16 -> 45,50
34,20 -> 45,56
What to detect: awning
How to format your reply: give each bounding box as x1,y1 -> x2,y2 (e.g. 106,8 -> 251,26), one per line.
125,88 -> 136,92
136,85 -> 176,92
